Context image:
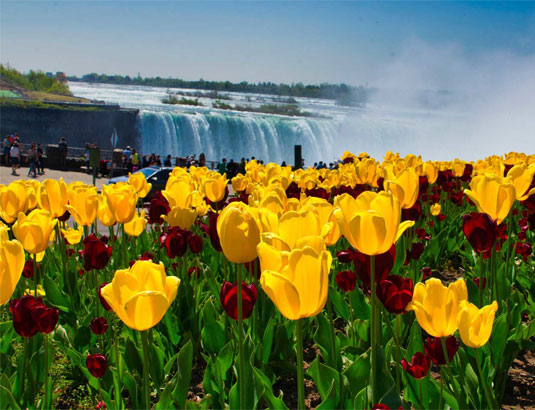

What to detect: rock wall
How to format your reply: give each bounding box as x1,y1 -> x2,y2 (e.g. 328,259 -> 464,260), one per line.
0,106 -> 140,150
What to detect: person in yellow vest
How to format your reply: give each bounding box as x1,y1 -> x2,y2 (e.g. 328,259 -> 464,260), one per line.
132,149 -> 139,171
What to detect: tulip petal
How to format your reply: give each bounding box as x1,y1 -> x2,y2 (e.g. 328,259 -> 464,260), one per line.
124,291 -> 169,331
260,271 -> 301,320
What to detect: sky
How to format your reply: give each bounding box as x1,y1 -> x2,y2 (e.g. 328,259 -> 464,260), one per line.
1,1 -> 535,86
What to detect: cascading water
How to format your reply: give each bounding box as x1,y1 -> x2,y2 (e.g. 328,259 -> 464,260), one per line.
136,110 -> 341,164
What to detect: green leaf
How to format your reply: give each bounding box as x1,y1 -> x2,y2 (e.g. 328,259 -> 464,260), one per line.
0,374 -> 20,410
343,350 -> 370,396
155,382 -> 175,410
172,340 -> 194,407
252,367 -> 289,410
350,288 -> 370,320
124,336 -> 142,375
489,313 -> 507,372
43,275 -> 70,312
201,300 -> 225,355
123,373 -> 139,409
261,318 -> 275,365
307,358 -> 340,406
316,380 -> 338,410
215,342 -> 234,382
329,288 -> 350,321
149,342 -> 166,387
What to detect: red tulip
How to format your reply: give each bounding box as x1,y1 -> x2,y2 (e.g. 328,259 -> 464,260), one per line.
401,352 -> 431,379
336,270 -> 357,292
147,191 -> 170,224
462,212 -> 497,253
32,304 -> 59,334
188,266 -> 201,278
377,275 -> 414,314
86,354 -> 107,378
90,317 -> 108,335
98,282 -> 112,311
83,234 -> 113,271
305,187 -> 329,200
421,267 -> 433,281
337,249 -> 356,264
410,242 -> 425,261
285,182 -> 301,200
516,242 -> 532,263
163,227 -> 188,259
220,281 -> 257,320
424,336 -> 459,365
58,209 -> 70,222
415,228 -> 431,240
402,200 -> 422,222
9,296 -> 42,337
202,212 -> 222,252
188,234 -> 203,254
353,244 -> 396,285
22,259 -> 35,279
474,277 -> 486,289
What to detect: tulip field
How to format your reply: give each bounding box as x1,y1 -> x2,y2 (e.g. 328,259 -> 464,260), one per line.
1,150 -> 534,410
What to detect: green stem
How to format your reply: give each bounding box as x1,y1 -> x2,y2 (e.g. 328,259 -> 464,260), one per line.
113,319 -> 122,410
419,378 -> 423,410
44,335 -> 50,410
141,330 -> 151,410
474,348 -> 497,410
237,264 -> 246,409
440,337 -> 460,405
394,315 -> 402,395
17,337 -> 28,405
370,254 -> 377,404
439,367 -> 444,410
296,319 -> 305,410
327,297 -> 343,406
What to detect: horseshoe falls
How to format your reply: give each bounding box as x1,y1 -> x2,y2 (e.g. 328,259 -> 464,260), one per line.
136,110 -> 340,164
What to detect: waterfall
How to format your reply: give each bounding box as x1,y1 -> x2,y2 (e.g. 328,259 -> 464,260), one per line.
137,110 -> 341,165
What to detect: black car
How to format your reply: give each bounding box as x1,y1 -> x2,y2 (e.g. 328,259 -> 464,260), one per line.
107,166 -> 173,201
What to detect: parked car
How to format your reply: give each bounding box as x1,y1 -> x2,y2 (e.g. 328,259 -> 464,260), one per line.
107,166 -> 173,201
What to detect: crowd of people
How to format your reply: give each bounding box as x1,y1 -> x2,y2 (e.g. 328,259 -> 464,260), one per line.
2,133 -> 47,177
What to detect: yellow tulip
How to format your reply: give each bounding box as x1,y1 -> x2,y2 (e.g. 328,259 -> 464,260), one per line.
277,209 -> 322,249
97,195 -> 116,227
12,209 -> 57,254
61,226 -> 84,245
301,197 -> 341,246
163,206 -> 197,230
258,236 -> 331,320
452,159 -> 466,177
24,180 -> 40,211
457,300 -> 498,348
24,285 -> 46,298
384,167 -> 419,209
407,278 -> 468,337
0,227 -> 25,305
333,191 -> 414,256
430,203 -> 442,216
423,162 -> 439,184
66,185 -> 99,226
128,172 -> 152,199
506,164 -> 535,201
0,181 -> 29,223
232,174 -> 248,192
124,210 -> 147,237
217,202 -> 260,263
101,260 -> 180,331
103,184 -> 138,224
38,178 -> 68,218
162,177 -> 194,209
464,174 -> 516,224
204,173 -> 228,202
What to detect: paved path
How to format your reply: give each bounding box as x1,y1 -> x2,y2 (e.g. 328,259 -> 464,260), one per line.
0,166 -> 108,190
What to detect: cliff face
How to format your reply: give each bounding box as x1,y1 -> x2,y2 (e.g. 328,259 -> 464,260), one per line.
0,106 -> 140,150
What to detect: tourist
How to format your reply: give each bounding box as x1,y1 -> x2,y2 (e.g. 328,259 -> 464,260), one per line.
156,155 -> 162,166
281,161 -> 287,167
58,137 -> 68,170
164,155 -> 172,167
132,149 -> 139,170
227,159 -> 237,179
141,155 -> 149,168
27,143 -> 38,178
199,152 -> 206,167
37,144 -> 45,175
238,157 -> 246,175
85,143 -> 91,173
2,134 -> 10,166
10,142 -> 20,176
218,158 -> 227,174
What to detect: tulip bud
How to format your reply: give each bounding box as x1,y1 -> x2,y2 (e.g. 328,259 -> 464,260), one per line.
148,192 -> 170,224
188,234 -> 203,254
336,249 -> 355,264
474,277 -> 486,289
462,212 -> 497,254
335,270 -> 357,292
22,259 -> 35,279
164,227 -> 188,259
353,245 -> 396,285
32,305 -> 59,334
9,295 -> 42,337
90,317 -> 108,335
377,275 -> 414,314
220,281 -> 257,320
83,234 -> 113,271
86,354 -> 107,378
97,283 -> 112,311
424,336 -> 459,365
401,352 -> 431,379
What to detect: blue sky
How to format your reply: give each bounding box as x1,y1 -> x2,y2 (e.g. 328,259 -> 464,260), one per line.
1,1 -> 534,85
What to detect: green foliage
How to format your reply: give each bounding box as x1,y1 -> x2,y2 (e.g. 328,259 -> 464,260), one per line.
162,95 -> 204,106
0,98 -> 101,111
0,65 -> 72,96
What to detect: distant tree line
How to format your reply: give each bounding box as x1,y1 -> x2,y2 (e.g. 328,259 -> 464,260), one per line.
68,73 -> 372,106
1,65 -> 72,96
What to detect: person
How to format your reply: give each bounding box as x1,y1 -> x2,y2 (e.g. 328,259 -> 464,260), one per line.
37,144 -> 44,175
164,155 -> 172,167
85,143 -> 91,174
199,152 -> 206,167
131,149 -> 139,170
89,143 -> 101,185
281,161 -> 287,167
10,142 -> 20,176
156,155 -> 162,166
238,157 -> 246,175
2,135 -> 10,166
58,137 -> 68,170
226,159 -> 237,179
141,155 -> 149,168
217,158 -> 227,174
123,146 -> 132,160
27,143 -> 38,178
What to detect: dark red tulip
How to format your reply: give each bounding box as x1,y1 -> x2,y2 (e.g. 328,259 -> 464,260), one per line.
99,235 -> 109,244
418,176 -> 429,197
98,282 -> 112,311
371,405 -> 402,410
522,193 -> 535,213
421,267 -> 433,281
285,182 -> 301,200
424,336 -> 459,365
86,354 -> 107,378
187,266 -> 201,278
9,295 -> 42,337
377,275 -> 414,314
337,249 -> 356,264
516,242 -> 532,263
336,270 -> 357,292
415,228 -> 431,241
58,209 -> 70,222
402,200 -> 422,222
140,251 -> 155,261
401,352 -> 431,379
90,317 -> 108,335
462,212 -> 497,253
78,269 -> 85,277
409,242 -> 425,261
32,305 -> 59,334
83,234 -> 113,271
188,234 -> 204,254
163,227 -> 188,259
305,187 -> 329,200
147,191 -> 170,224
201,212 -> 222,252
473,277 -> 486,289
220,281 -> 257,320
353,244 -> 396,285
22,259 -> 35,279
437,213 -> 446,222
518,232 -> 526,241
